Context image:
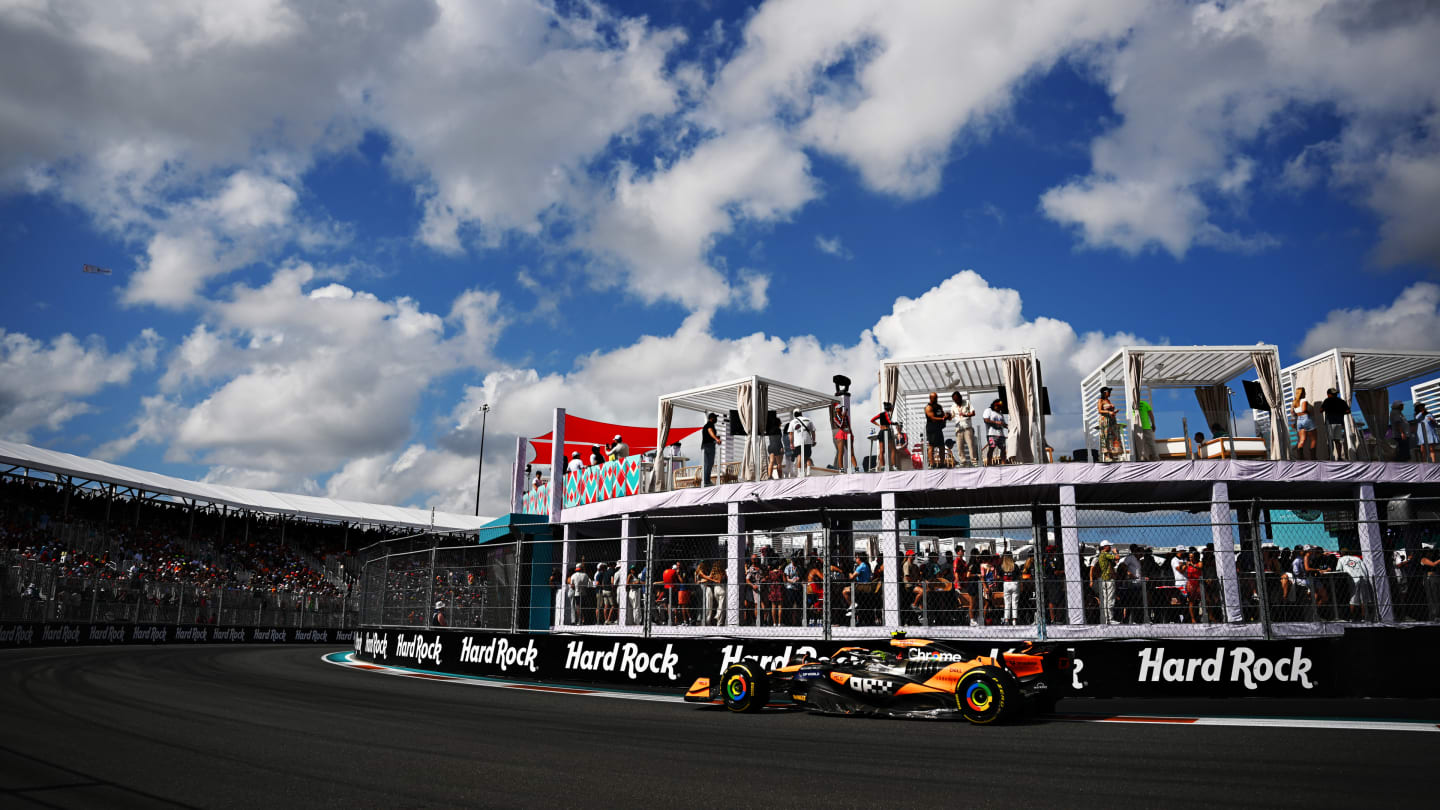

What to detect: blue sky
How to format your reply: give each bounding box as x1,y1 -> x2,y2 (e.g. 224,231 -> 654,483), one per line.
2,0 -> 1439,515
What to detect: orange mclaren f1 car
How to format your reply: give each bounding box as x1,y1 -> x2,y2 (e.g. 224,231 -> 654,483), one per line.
685,636 -> 1071,723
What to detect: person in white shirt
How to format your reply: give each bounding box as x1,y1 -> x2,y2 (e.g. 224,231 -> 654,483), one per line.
786,409 -> 817,475
567,564 -> 592,625
566,451 -> 584,475
982,399 -> 1008,466
1335,553 -> 1373,620
951,392 -> 978,467
608,434 -> 630,461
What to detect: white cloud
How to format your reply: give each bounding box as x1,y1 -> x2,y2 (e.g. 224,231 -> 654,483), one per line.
101,263 -> 506,490
815,235 -> 851,259
1299,282 -> 1440,357
581,125 -> 815,311
1042,0 -> 1440,265
371,2 -> 686,251
707,0 -> 1146,196
0,328 -> 161,442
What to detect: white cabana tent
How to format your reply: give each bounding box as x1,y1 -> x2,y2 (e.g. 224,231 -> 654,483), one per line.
1277,349 -> 1440,460
1081,345 -> 1287,461
878,351 -> 1046,468
654,376 -> 837,487
0,439 -> 489,532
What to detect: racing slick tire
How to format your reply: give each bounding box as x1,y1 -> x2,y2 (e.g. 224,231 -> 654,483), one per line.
720,662 -> 770,713
955,666 -> 1019,725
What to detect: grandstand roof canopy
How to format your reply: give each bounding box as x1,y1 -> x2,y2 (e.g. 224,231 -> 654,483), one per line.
0,440 -> 488,533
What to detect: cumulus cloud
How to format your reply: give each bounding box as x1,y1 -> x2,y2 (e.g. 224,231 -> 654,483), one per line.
706,0 -> 1145,195
581,125 -> 816,311
372,1 -> 686,252
101,262 -> 506,490
1299,282 -> 1440,357
1042,0 -> 1440,265
0,328 -> 161,442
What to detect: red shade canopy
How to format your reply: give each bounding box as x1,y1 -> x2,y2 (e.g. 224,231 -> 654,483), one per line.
529,414 -> 701,464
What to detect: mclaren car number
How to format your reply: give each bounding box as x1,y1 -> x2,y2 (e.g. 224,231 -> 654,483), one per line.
848,676 -> 896,695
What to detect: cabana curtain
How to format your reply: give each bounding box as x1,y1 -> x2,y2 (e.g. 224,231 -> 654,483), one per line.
881,366 -> 900,410
1126,352 -> 1144,459
1356,388 -> 1392,461
649,399 -> 672,490
737,382 -> 756,482
1340,355 -> 1361,461
1251,350 -> 1289,461
1003,357 -> 1035,464
1293,361 -> 1333,460
1194,384 -> 1230,438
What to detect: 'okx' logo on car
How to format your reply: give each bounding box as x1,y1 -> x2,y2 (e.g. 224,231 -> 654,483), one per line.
848,676 -> 894,695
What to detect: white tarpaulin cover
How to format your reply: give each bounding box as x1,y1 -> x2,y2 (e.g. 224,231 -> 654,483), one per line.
0,439 -> 489,532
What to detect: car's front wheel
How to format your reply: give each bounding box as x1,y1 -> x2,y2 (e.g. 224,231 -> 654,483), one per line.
955,667 -> 1017,724
720,662 -> 769,713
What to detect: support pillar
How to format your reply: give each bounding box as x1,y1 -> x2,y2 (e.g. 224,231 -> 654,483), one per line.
880,493 -> 900,628
1060,486 -> 1084,625
725,501 -> 744,627
548,408 -> 565,523
511,436 -> 528,514
559,524 -> 574,626
618,514 -> 637,626
1210,482 -> 1244,622
1357,484 -> 1394,622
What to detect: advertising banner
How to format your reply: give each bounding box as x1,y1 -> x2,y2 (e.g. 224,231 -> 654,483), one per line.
0,622 -> 356,649
352,626 -> 1440,699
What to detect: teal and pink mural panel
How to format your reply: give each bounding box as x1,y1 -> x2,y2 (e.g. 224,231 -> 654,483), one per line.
519,456 -> 645,516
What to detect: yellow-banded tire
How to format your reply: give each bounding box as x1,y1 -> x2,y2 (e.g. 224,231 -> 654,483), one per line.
955,667 -> 1016,725
720,662 -> 770,713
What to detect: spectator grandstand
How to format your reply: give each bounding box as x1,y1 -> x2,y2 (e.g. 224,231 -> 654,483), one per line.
0,473 -> 447,628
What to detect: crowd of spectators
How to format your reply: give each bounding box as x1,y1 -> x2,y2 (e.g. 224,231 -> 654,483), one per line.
0,476 -> 391,623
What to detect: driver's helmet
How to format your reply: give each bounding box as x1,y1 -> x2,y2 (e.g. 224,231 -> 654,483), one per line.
866,649 -> 895,665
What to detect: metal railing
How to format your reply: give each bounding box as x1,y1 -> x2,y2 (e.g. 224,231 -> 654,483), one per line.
356,496 -> 1440,639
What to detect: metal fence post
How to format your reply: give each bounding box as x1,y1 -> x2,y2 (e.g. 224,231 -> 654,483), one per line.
378,553 -> 389,627
177,586 -> 184,626
822,525 -> 831,642
511,533 -> 522,634
1032,502 -> 1048,642
644,532 -> 654,639
1250,498 -> 1273,640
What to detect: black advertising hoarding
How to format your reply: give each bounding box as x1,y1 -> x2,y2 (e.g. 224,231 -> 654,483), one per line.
352,626 -> 1440,699
0,622 -> 356,648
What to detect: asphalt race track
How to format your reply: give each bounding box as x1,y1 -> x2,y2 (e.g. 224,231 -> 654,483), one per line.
2,646 -> 1437,808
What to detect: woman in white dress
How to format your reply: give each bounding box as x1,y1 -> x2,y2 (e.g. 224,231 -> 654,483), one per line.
1415,403 -> 1439,463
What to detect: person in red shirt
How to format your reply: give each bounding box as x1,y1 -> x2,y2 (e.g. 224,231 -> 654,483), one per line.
1184,554 -> 1204,624
661,563 -> 679,625
871,402 -> 897,470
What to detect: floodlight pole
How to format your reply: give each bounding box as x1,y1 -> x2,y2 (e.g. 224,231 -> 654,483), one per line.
474,404 -> 490,517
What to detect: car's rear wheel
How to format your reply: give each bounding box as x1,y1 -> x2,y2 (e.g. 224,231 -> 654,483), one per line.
955,667 -> 1017,724
720,662 -> 770,713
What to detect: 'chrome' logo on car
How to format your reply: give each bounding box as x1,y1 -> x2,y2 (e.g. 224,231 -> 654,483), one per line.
907,650 -> 969,663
